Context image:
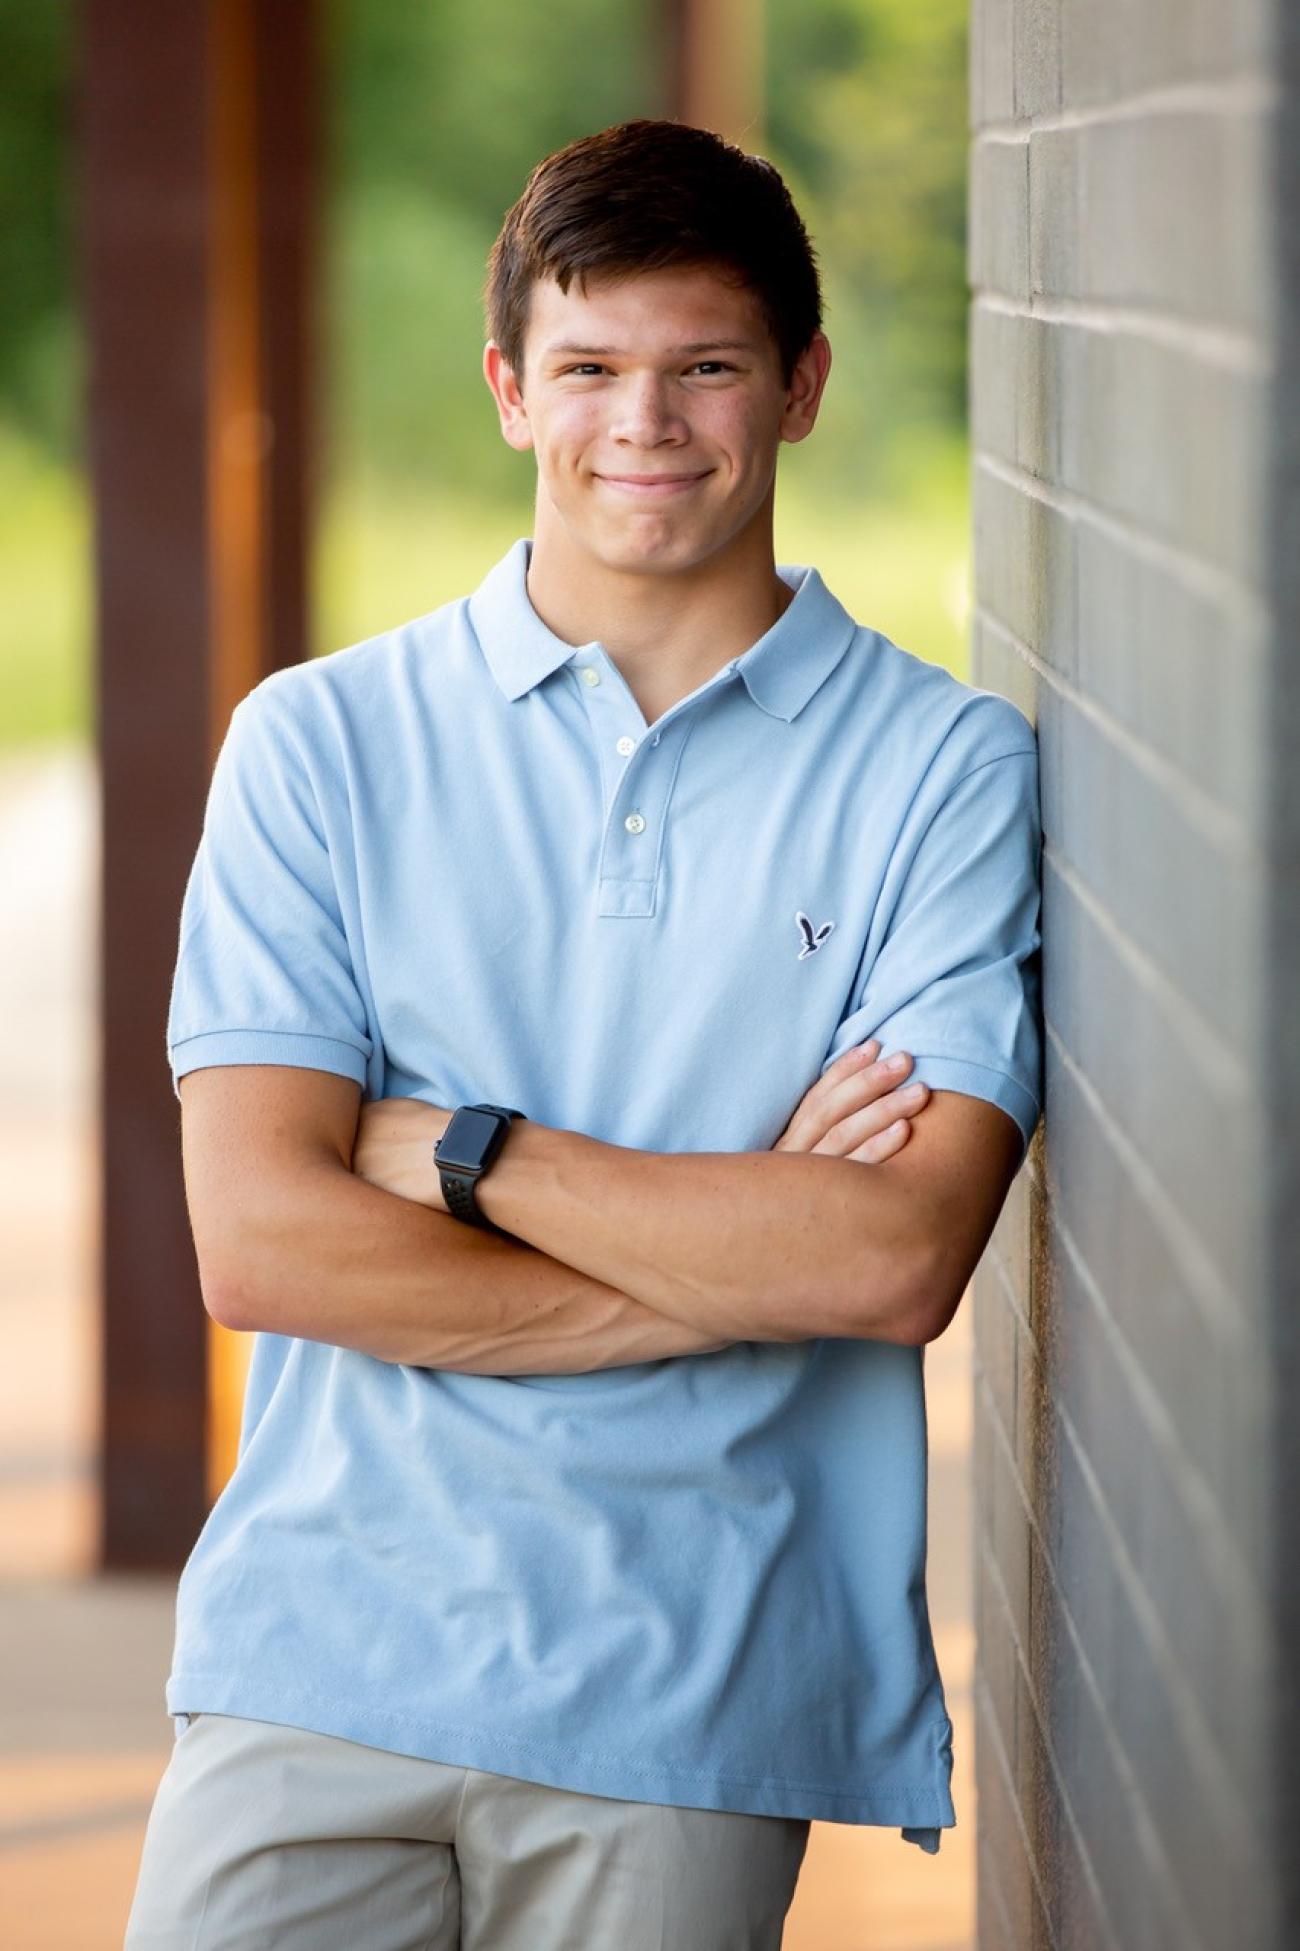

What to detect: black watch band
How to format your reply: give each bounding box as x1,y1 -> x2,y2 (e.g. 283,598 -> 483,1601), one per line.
434,1103 -> 526,1239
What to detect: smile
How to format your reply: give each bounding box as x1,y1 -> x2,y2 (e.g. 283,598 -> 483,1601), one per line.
595,471 -> 712,497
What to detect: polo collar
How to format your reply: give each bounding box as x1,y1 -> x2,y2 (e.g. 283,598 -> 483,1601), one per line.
467,537 -> 858,723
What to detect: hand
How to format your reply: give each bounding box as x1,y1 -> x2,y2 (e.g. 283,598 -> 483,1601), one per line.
772,1040 -> 928,1162
351,1096 -> 453,1210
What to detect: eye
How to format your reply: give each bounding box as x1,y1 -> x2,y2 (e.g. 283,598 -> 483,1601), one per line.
558,361 -> 737,378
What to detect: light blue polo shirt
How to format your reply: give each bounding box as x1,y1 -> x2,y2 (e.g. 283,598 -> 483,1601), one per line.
164,535 -> 1042,1853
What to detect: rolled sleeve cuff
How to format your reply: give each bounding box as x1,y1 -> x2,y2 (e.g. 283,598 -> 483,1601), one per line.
168,1029 -> 371,1101
900,1053 -> 1040,1166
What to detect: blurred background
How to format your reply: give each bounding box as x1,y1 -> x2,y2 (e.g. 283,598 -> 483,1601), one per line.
1,1 -> 983,1945
0,0 -> 975,750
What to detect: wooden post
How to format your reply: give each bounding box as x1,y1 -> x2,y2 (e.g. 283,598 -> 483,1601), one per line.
80,0 -> 318,1568
657,0 -> 765,147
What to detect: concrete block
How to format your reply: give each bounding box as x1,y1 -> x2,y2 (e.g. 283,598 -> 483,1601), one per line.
972,0 -> 1016,128
1058,323 -> 1269,592
972,461 -> 1078,679
1014,0 -> 1062,118
1028,127 -> 1078,299
971,610 -> 1043,728
974,1257 -> 1019,1446
1037,682 -> 1259,1047
1074,517 -> 1266,827
969,299 -> 1019,461
1041,1039 -> 1263,1592
1061,0 -> 1272,109
977,1519 -> 1023,1786
969,135 -> 1031,298
1060,110 -> 1271,335
974,1679 -> 1046,1947
1039,846 -> 1258,1300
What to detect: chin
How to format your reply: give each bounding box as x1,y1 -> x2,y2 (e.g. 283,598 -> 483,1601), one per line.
585,515 -> 717,570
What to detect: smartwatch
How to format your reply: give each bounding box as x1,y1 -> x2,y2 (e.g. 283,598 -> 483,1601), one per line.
434,1103 -> 527,1239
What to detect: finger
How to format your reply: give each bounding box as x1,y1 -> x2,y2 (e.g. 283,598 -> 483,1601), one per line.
847,1116 -> 914,1163
809,1049 -> 915,1140
776,1046 -> 873,1151
810,1084 -> 928,1157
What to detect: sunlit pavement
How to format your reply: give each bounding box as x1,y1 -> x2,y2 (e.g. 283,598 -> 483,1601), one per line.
0,744 -> 977,1949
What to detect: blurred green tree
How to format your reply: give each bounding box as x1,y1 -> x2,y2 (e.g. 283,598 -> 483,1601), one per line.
0,0 -> 969,496
0,3 -> 78,458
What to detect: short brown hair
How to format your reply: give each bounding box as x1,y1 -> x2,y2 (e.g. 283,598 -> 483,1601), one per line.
484,119 -> 823,392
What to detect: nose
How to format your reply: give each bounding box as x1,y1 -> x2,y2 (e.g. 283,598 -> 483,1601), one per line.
609,374 -> 688,447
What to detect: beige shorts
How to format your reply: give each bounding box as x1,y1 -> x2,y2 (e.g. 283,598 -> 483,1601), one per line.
125,1710 -> 812,1949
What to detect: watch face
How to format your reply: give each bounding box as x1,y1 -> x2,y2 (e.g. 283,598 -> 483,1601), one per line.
436,1107 -> 506,1174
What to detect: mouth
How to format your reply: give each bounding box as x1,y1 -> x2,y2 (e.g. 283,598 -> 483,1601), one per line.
595,470 -> 713,498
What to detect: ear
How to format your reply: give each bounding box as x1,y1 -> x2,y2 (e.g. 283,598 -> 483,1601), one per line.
779,331 -> 832,447
483,341 -> 534,454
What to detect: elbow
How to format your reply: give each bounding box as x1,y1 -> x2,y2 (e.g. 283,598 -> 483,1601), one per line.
906,1237 -> 982,1346
198,1258 -> 261,1333
836,1239 -> 943,1347
859,1238 -> 962,1348
903,1267 -> 954,1346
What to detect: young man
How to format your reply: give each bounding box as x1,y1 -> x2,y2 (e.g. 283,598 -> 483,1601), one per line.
127,119 -> 1042,1949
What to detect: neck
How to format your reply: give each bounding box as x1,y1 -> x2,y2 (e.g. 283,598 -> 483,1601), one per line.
524,495 -> 794,722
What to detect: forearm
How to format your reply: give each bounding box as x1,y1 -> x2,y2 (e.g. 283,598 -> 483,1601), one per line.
474,1119 -> 929,1344
216,1159 -> 737,1373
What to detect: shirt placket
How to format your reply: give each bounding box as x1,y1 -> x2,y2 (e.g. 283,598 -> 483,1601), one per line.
568,651 -> 738,920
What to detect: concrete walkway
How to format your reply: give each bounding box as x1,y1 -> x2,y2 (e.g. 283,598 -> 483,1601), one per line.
0,742 -> 977,1950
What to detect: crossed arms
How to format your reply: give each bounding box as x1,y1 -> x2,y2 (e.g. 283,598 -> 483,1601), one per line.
180,1052 -> 1024,1373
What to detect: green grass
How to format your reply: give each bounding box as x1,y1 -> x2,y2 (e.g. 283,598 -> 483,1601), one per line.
0,423 -> 972,755
0,425 -> 92,751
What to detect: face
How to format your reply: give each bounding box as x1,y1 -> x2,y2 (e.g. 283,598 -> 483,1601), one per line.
482,262 -> 831,574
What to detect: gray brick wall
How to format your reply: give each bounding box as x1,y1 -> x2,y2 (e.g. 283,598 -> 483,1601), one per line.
967,4 -> 1294,1947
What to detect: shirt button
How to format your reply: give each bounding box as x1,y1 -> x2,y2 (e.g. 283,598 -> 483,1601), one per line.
616,735 -> 637,756
580,666 -> 601,687
624,811 -> 646,835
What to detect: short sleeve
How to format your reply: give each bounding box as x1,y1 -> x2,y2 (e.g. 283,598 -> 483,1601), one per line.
165,685 -> 374,1102
820,746 -> 1043,1168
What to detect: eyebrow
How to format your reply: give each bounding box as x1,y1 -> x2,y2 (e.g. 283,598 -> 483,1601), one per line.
541,339 -> 760,359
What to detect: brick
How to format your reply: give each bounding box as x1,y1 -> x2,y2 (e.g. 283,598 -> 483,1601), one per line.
973,1254 -> 1018,1445
1036,682 -> 1259,1048
972,610 -> 1043,732
990,1407 -> 1032,1634
1086,110 -> 1269,336
974,1678 -> 1047,1947
972,462 -> 1078,679
972,0 -> 1016,130
1029,112 -> 1270,336
1048,1424 -> 1274,1947
969,135 -> 1031,298
1013,0 -> 1062,118
1053,1808 -> 1121,1951
1041,833 -> 1262,1306
1014,315 -> 1070,480
969,300 -> 1019,460
1060,0 -> 1272,109
1052,1297 -> 1272,1817
1028,128 -> 1077,298
977,1518 -> 1023,1778
1042,1037 -> 1267,1585
988,1147 -> 1034,1315
1056,324 -> 1269,587
970,306 -> 1071,483
1073,517 -> 1266,827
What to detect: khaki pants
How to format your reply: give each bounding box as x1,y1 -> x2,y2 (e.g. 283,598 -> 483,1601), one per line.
125,1711 -> 812,1949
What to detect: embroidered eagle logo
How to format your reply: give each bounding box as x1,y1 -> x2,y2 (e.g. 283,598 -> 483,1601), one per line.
795,911 -> 835,959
